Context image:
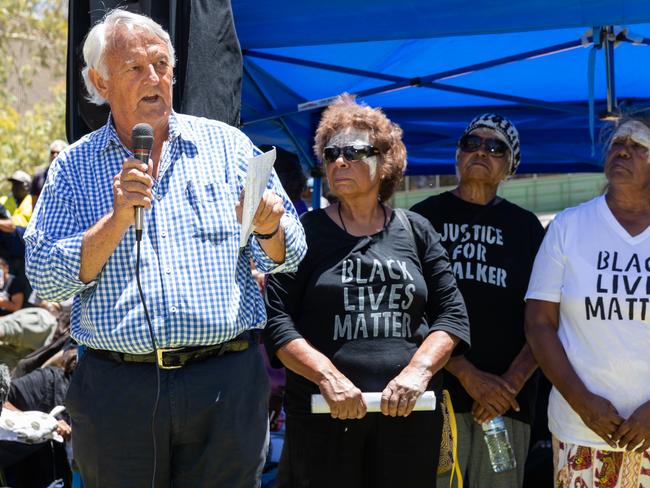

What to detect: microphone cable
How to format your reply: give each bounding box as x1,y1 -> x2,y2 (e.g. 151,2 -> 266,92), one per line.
131,122 -> 160,488
136,224 -> 161,488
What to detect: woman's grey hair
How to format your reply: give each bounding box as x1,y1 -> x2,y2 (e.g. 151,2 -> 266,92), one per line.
600,106 -> 650,157
82,8 -> 176,105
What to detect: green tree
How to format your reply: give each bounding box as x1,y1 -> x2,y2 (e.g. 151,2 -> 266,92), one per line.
0,0 -> 67,181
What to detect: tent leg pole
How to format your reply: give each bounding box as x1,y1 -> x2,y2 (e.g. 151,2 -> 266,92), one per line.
312,176 -> 322,209
604,25 -> 617,115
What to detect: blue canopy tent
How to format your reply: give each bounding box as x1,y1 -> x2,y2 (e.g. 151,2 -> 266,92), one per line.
232,0 -> 650,179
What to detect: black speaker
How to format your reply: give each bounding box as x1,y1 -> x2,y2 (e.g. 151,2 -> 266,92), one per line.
66,0 -> 242,143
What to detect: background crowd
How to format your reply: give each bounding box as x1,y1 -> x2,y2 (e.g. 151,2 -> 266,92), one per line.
0,139 -> 79,486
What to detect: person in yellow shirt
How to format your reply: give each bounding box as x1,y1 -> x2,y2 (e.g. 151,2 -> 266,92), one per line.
0,171 -> 33,232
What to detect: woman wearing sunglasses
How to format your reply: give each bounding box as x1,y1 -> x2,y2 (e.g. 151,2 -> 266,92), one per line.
412,113 -> 545,488
264,96 -> 470,487
525,112 -> 650,487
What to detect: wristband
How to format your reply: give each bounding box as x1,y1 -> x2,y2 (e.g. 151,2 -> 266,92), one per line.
253,225 -> 281,240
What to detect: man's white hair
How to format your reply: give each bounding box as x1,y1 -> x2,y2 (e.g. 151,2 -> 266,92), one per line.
81,9 -> 176,105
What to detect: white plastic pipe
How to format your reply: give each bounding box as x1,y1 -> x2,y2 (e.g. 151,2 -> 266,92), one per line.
311,391 -> 436,414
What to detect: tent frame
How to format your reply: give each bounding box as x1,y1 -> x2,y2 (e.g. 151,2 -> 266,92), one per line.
241,26 -> 650,207
242,37 -> 597,128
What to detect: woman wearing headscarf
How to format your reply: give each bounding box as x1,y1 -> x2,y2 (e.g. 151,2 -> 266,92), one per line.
525,112 -> 650,487
411,114 -> 545,487
264,96 -> 470,487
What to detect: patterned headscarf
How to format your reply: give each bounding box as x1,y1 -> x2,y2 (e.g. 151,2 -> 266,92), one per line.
460,113 -> 521,174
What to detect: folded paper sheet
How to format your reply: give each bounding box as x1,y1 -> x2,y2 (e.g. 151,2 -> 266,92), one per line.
240,148 -> 277,248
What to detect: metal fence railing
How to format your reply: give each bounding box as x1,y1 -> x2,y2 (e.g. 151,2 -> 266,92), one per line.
393,173 -> 607,214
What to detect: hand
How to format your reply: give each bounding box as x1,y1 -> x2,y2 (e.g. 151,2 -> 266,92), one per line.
56,419 -> 72,441
381,366 -> 431,417
0,219 -> 15,233
459,367 -> 520,420
112,157 -> 154,226
473,368 -> 527,423
572,392 -> 623,448
611,401 -> 650,452
269,393 -> 283,431
251,268 -> 266,294
472,402 -> 497,424
42,301 -> 62,319
318,373 -> 366,420
236,189 -> 285,235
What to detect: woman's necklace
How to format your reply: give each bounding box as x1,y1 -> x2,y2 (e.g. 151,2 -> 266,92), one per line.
338,202 -> 387,235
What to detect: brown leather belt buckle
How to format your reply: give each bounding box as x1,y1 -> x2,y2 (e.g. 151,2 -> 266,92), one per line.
156,347 -> 184,369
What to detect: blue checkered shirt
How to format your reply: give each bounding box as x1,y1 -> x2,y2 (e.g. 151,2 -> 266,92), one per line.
25,113 -> 306,354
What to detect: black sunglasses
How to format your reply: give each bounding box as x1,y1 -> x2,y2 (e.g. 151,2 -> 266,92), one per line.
323,145 -> 379,164
458,134 -> 508,157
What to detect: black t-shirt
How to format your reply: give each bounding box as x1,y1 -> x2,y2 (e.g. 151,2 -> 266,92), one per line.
30,166 -> 49,197
411,191 -> 544,424
264,209 -> 470,415
8,367 -> 70,418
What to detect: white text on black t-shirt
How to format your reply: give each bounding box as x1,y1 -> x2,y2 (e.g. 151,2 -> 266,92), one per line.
439,223 -> 508,288
334,258 -> 416,341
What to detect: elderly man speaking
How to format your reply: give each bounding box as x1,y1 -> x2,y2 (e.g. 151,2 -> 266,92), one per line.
24,9 -> 306,488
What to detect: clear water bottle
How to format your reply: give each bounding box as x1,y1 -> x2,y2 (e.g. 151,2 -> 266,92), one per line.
481,416 -> 516,473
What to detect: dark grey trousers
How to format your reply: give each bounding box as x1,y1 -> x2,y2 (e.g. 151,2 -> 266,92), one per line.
437,413 -> 531,488
66,345 -> 270,488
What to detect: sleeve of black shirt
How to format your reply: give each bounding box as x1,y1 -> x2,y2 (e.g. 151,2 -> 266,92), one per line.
264,271 -> 306,367
407,211 -> 471,351
8,367 -> 70,423
263,214 -> 316,367
8,368 -> 53,412
8,274 -> 25,297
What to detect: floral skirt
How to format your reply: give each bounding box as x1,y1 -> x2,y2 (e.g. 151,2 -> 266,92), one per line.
553,436 -> 650,488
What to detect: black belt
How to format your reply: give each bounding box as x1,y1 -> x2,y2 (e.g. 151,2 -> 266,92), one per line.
87,331 -> 256,370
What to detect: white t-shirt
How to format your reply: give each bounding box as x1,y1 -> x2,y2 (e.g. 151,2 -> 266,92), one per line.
526,195 -> 650,449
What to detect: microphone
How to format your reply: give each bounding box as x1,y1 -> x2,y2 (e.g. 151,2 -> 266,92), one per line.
131,123 -> 154,242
